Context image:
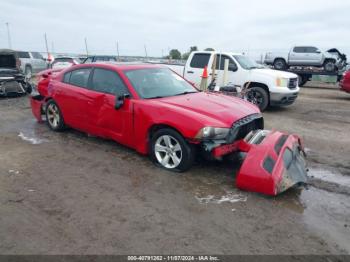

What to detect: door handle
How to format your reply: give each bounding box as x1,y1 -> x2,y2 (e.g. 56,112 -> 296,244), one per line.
187,71 -> 194,74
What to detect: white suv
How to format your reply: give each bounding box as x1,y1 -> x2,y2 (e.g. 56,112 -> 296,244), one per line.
16,51 -> 48,78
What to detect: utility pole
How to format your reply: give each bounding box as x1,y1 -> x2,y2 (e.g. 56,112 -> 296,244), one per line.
144,45 -> 148,59
84,37 -> 89,56
116,41 -> 120,61
44,33 -> 49,56
6,22 -> 12,49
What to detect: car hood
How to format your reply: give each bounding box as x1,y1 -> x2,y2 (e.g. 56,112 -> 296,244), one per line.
148,92 -> 260,127
251,68 -> 297,79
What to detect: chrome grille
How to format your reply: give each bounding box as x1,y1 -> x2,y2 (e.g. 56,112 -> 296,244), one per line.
226,114 -> 264,143
288,78 -> 298,89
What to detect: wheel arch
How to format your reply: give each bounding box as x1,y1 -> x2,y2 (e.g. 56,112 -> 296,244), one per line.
245,82 -> 270,103
273,57 -> 286,64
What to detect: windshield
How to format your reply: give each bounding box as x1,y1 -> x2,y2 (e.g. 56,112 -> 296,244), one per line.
124,68 -> 198,99
233,55 -> 264,70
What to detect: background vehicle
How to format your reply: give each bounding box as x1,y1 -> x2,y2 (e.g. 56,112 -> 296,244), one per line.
166,51 -> 299,111
51,56 -> 81,69
16,51 -> 48,78
264,46 -> 347,72
340,70 -> 350,93
0,49 -> 32,96
82,55 -> 118,63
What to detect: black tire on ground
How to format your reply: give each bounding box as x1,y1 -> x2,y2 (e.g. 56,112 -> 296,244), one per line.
273,58 -> 287,70
25,83 -> 32,94
246,86 -> 269,111
150,128 -> 195,172
45,100 -> 65,131
298,75 -> 308,87
25,65 -> 32,79
323,60 -> 336,72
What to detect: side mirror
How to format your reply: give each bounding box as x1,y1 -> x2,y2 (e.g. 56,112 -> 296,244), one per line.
228,64 -> 238,72
115,93 -> 130,109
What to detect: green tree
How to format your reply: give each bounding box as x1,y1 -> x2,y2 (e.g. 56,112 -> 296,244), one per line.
182,46 -> 199,60
169,49 -> 182,60
204,47 -> 215,51
190,46 -> 198,52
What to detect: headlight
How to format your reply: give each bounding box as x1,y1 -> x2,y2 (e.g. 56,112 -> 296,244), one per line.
276,77 -> 289,87
195,127 -> 230,140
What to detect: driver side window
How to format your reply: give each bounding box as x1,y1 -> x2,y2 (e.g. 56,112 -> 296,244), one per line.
90,68 -> 129,95
215,55 -> 236,70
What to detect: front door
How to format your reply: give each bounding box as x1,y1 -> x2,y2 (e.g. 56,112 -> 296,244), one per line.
86,67 -> 133,147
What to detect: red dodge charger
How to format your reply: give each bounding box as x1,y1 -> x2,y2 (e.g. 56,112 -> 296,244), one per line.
31,63 -> 262,171
30,63 -> 307,196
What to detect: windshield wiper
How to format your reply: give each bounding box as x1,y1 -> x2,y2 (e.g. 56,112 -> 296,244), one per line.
173,91 -> 197,96
145,96 -> 165,99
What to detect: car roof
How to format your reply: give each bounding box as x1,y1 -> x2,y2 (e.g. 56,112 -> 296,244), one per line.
76,62 -> 165,71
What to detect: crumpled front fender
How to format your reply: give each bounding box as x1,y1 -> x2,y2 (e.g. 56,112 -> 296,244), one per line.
236,130 -> 308,196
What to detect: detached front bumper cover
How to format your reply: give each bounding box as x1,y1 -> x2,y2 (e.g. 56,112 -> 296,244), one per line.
236,130 -> 308,196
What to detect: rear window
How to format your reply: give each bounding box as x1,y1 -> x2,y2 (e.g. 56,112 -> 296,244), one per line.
31,52 -> 43,59
190,53 -> 210,68
68,68 -> 91,88
17,51 -> 30,58
54,58 -> 73,63
63,72 -> 71,83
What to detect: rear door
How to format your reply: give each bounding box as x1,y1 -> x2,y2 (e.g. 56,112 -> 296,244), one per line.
184,52 -> 214,87
289,47 -> 307,65
86,67 -> 133,146
53,67 -> 92,130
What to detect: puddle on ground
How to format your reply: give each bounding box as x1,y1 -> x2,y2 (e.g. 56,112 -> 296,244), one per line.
195,191 -> 247,204
308,167 -> 350,187
18,131 -> 48,144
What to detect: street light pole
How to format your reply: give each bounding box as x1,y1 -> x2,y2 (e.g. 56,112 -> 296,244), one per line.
84,38 -> 89,56
6,22 -> 12,49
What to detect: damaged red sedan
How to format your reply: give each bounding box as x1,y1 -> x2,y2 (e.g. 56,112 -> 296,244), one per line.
30,63 -> 307,196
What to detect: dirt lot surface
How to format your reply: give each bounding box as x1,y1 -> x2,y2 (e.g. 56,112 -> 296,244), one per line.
0,83 -> 350,255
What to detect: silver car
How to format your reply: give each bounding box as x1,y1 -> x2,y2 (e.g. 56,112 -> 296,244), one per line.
16,51 -> 48,78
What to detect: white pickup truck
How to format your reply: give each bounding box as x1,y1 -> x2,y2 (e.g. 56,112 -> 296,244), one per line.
166,51 -> 299,111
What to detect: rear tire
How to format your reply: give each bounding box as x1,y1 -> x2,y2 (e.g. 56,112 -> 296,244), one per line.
45,100 -> 65,131
246,86 -> 269,111
298,75 -> 308,87
150,128 -> 195,172
273,59 -> 287,70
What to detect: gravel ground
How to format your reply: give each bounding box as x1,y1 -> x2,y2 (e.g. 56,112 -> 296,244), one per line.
0,83 -> 349,255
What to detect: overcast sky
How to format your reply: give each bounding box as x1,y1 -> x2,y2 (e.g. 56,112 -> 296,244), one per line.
0,0 -> 349,58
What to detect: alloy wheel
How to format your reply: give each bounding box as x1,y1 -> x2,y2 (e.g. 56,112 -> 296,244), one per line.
154,135 -> 182,169
47,103 -> 60,128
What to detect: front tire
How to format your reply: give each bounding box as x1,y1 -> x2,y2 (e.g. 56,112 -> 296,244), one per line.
150,128 -> 195,172
246,86 -> 269,111
45,100 -> 65,131
323,60 -> 336,72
